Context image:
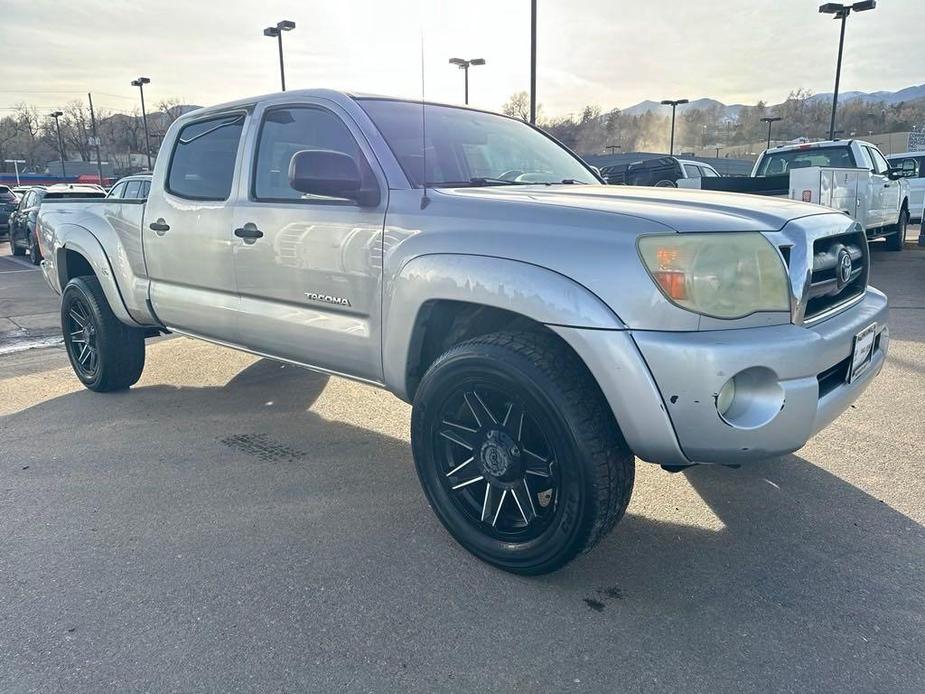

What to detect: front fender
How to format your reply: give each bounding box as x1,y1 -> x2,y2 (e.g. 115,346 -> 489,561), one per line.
51,224 -> 142,327
382,253 -> 624,400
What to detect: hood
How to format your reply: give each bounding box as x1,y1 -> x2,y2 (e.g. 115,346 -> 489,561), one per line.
436,184 -> 832,233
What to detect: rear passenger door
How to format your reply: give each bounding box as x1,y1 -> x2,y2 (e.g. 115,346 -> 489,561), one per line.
231,99 -> 387,382
143,111 -> 247,342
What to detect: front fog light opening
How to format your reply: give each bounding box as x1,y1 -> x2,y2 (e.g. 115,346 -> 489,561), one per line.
715,367 -> 785,430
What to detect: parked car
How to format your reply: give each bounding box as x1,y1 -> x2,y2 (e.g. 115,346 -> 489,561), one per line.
37,90 -> 888,574
680,140 -> 912,250
106,174 -> 152,200
10,184 -> 105,263
886,151 -> 925,223
623,156 -> 721,187
0,185 -> 17,240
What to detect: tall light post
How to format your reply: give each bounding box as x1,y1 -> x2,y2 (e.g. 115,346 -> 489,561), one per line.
819,1 -> 876,140
49,111 -> 66,177
660,99 -> 688,156
448,58 -> 486,105
264,20 -> 296,91
530,0 -> 537,124
131,77 -> 152,171
761,116 -> 782,149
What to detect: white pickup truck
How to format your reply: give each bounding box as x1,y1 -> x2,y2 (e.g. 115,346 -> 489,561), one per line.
680,139 -> 912,250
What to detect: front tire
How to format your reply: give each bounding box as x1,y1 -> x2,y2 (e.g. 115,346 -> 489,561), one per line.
61,276 -> 145,392
411,331 -> 634,575
885,207 -> 908,252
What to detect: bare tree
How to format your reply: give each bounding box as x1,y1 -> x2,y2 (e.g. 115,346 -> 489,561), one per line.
502,92 -> 533,122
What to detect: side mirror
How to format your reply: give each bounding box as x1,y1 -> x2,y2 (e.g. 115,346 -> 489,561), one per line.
887,167 -> 909,180
288,149 -> 379,206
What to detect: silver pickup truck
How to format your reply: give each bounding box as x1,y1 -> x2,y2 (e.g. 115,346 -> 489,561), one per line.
36,89 -> 889,574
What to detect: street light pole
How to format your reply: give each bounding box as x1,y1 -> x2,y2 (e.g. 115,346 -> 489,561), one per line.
49,111 -> 66,177
264,20 -> 296,91
88,92 -> 104,185
819,2 -> 877,140
761,116 -> 782,149
530,0 -> 537,124
660,99 -> 688,156
448,58 -> 486,105
131,77 -> 152,171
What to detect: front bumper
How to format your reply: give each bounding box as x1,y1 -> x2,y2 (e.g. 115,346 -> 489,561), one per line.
554,288 -> 888,466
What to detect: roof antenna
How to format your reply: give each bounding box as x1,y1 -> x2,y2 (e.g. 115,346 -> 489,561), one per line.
419,14 -> 430,210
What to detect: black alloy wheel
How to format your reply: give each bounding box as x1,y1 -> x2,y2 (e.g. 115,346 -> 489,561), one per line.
63,295 -> 100,380
412,331 -> 635,575
433,382 -> 560,542
60,276 -> 145,392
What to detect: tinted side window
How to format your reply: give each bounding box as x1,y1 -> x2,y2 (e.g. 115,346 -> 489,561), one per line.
124,181 -> 142,199
139,180 -> 151,198
867,147 -> 889,175
107,182 -> 127,199
168,115 -> 245,201
253,106 -> 368,202
683,164 -> 702,177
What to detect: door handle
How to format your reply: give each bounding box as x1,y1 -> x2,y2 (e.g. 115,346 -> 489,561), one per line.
234,223 -> 264,241
149,219 -> 170,234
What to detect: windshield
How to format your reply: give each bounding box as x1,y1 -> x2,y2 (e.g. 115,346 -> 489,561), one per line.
358,99 -> 597,187
755,146 -> 855,177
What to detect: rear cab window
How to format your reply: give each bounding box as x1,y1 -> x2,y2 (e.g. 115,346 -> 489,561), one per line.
755,146 -> 856,176
167,114 -> 245,200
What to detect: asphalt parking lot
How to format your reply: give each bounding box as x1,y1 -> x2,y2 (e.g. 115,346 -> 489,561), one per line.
1,234 -> 923,693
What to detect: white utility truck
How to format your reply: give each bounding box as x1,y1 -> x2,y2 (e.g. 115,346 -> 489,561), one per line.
680,139 -> 912,250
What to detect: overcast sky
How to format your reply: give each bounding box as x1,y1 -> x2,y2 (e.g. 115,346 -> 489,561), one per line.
1,0 -> 922,117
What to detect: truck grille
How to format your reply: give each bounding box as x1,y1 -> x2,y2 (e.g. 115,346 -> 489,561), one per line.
802,230 -> 867,323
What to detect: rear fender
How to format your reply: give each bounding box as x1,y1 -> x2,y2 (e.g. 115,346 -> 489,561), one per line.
52,224 -> 142,327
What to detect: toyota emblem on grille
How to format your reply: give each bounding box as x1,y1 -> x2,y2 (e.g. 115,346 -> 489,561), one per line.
837,249 -> 853,287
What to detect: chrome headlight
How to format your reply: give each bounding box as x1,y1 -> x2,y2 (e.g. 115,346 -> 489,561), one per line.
637,232 -> 790,319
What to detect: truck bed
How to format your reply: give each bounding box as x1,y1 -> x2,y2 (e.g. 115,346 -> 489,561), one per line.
677,174 -> 789,197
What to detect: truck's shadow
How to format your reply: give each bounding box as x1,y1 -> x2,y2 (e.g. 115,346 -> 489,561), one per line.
3,357 -> 922,689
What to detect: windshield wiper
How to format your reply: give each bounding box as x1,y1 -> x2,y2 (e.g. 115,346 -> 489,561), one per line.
422,178 -> 532,188
468,177 -> 533,186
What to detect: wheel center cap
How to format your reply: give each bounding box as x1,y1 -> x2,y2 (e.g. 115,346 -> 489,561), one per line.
480,430 -> 520,480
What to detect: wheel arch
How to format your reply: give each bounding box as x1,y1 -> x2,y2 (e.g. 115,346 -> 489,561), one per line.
383,253 -> 624,401
53,225 -> 141,327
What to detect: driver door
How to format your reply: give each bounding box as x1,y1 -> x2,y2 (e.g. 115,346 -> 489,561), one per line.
231,99 -> 387,383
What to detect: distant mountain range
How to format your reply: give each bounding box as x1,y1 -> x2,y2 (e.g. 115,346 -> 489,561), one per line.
619,85 -> 925,120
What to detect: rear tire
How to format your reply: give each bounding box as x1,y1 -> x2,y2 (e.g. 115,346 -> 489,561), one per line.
28,232 -> 42,265
654,179 -> 677,188
411,330 -> 635,575
61,276 -> 145,392
885,207 -> 908,252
